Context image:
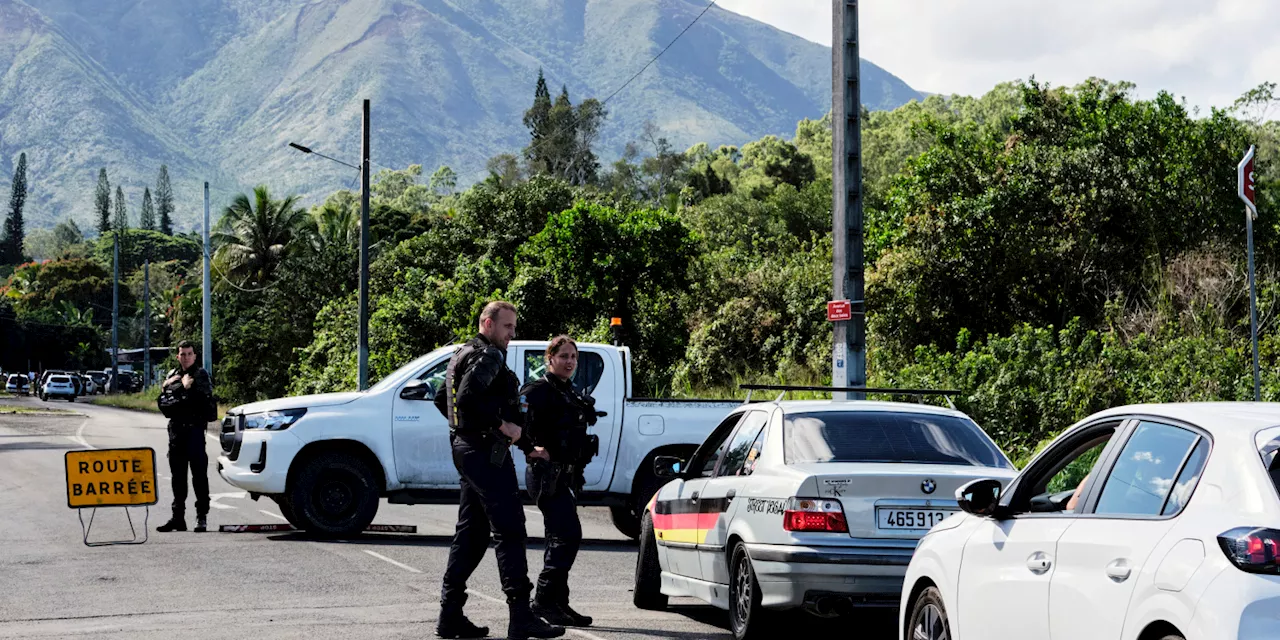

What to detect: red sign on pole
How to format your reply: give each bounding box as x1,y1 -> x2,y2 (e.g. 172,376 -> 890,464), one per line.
827,300 -> 852,322
1240,145 -> 1258,217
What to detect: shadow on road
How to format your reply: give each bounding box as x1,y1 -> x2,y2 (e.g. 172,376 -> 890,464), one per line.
262,532 -> 637,552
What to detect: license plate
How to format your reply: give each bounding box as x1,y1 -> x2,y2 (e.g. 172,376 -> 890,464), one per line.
876,508 -> 956,530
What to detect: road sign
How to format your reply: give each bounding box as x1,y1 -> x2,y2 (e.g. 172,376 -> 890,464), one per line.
827,300 -> 853,322
1240,145 -> 1258,218
65,448 -> 157,509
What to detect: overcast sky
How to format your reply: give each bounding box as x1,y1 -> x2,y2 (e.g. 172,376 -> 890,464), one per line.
716,0 -> 1278,113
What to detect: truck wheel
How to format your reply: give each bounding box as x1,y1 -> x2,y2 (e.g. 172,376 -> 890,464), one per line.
613,466 -> 666,539
272,495 -> 304,529
288,452 -> 379,537
633,511 -> 668,610
610,505 -> 640,539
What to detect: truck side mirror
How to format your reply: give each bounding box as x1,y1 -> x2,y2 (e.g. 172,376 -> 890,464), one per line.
399,379 -> 434,401
654,456 -> 684,480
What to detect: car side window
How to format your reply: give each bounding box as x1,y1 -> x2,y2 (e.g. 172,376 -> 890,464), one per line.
523,350 -> 606,395
418,360 -> 449,395
690,413 -> 745,478
1016,422 -> 1123,514
1094,421 -> 1202,517
716,411 -> 769,477
1161,437 -> 1210,516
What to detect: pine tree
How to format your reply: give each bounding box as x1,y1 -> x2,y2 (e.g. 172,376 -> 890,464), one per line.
114,186 -> 129,232
522,69 -> 554,173
140,187 -> 156,230
1,153 -> 27,265
95,168 -> 111,234
155,165 -> 174,235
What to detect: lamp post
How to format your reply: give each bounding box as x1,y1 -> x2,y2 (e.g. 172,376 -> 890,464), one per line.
288,99 -> 371,391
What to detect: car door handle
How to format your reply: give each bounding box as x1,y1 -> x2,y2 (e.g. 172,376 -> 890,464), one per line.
690,492 -> 699,501
726,489 -> 736,500
1026,551 -> 1052,575
1105,559 -> 1132,582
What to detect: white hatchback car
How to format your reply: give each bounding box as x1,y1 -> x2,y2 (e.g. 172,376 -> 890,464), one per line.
633,393 -> 1016,639
902,402 -> 1280,640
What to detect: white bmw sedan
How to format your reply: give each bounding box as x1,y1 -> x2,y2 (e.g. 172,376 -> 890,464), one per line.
632,398 -> 1016,639
901,403 -> 1280,640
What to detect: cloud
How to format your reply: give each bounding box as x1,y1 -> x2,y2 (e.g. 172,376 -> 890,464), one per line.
715,0 -> 1279,111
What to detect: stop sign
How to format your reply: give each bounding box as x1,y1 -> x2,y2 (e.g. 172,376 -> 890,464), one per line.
1240,145 -> 1258,216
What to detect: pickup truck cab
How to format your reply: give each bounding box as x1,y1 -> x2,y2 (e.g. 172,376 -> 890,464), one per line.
217,341 -> 741,537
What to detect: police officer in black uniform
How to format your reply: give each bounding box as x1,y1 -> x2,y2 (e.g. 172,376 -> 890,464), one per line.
521,336 -> 599,627
432,301 -> 563,640
156,340 -> 214,533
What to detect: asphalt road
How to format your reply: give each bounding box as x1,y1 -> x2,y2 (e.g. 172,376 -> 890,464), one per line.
0,395 -> 895,639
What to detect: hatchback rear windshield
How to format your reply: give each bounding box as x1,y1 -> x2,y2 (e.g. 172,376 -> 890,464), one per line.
51,376 -> 70,383
784,411 -> 1012,468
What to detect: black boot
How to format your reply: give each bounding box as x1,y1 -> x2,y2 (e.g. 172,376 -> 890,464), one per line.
508,600 -> 564,640
156,516 -> 186,532
531,598 -> 592,628
435,609 -> 489,639
194,515 -> 208,533
556,602 -> 592,628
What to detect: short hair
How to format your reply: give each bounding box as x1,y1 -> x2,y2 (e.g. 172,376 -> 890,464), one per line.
546,335 -> 577,360
479,301 -> 517,324
176,340 -> 197,354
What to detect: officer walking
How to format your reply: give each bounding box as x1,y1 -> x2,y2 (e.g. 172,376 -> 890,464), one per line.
432,301 -> 562,640
522,336 -> 598,627
156,340 -> 214,533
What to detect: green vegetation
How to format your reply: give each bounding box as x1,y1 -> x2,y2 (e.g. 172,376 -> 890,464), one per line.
6,77 -> 1279,463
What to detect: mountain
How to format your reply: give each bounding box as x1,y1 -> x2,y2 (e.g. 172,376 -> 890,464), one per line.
0,0 -> 922,231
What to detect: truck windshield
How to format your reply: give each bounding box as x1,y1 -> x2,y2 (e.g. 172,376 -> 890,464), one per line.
784,411 -> 1012,468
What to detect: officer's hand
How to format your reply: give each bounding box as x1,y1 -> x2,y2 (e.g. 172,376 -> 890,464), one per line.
164,374 -> 182,387
182,374 -> 193,389
530,446 -> 550,461
499,421 -> 522,443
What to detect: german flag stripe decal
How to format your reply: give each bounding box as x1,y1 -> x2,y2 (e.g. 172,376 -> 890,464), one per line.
651,497 -> 731,545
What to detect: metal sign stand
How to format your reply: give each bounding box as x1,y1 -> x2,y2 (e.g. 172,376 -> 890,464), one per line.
78,505 -> 150,547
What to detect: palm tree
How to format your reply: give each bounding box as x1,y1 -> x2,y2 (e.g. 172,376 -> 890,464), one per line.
309,195 -> 359,250
212,186 -> 311,287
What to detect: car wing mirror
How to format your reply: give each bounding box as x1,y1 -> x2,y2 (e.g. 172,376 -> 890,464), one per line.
956,478 -> 1004,518
653,455 -> 684,480
399,379 -> 434,401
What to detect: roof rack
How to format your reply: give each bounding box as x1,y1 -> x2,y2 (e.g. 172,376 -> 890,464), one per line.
739,384 -> 960,410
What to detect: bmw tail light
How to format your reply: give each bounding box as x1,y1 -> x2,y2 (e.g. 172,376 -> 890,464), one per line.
783,497 -> 848,533
1218,527 -> 1280,574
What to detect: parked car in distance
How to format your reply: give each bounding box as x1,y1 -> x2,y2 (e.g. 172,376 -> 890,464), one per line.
902,402 -> 1280,640
5,374 -> 29,395
41,375 -> 78,402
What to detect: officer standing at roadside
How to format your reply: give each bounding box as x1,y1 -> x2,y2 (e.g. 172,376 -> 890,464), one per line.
521,335 -> 599,627
432,301 -> 562,640
156,340 -> 214,533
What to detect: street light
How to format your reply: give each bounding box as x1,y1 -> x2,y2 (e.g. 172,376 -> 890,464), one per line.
288,98 -> 371,391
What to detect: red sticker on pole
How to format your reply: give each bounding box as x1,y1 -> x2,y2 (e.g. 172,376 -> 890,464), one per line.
1240,145 -> 1258,217
827,300 -> 852,322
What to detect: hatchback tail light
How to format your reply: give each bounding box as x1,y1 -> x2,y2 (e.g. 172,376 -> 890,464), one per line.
783,497 -> 848,533
1218,527 -> 1280,575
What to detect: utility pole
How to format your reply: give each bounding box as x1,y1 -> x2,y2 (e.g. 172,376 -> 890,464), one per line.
203,182 -> 213,379
1239,145 -> 1261,400
111,233 -> 119,393
144,260 -> 151,388
832,0 -> 866,400
358,99 -> 371,391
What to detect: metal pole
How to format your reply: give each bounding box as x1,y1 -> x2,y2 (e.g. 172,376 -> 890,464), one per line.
203,182 -> 212,378
1247,207 -> 1261,401
111,233 -> 119,393
143,260 -> 150,388
358,99 -> 371,391
832,0 -> 866,401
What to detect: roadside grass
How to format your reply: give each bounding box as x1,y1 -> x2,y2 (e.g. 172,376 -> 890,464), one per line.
88,387 -> 231,419
0,404 -> 76,415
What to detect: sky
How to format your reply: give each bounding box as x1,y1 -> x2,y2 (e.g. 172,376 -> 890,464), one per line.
715,0 -> 1279,113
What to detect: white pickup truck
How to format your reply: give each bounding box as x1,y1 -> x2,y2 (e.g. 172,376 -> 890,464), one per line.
217,340 -> 741,538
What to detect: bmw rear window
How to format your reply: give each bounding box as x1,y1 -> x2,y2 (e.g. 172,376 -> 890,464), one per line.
784,411 -> 1012,468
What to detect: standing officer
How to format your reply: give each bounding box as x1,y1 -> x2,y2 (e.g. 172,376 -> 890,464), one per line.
156,340 -> 214,533
433,301 -> 561,640
522,336 -> 599,627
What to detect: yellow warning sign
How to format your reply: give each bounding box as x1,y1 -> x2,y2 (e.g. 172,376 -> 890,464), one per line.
65,448 -> 158,508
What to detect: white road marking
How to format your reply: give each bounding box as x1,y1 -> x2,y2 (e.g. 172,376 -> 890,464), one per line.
209,491 -> 247,510
525,508 -> 541,517
569,629 -> 610,640
465,589 -> 504,604
66,417 -> 93,449
206,433 -> 218,443
259,510 -> 287,521
362,550 -> 422,573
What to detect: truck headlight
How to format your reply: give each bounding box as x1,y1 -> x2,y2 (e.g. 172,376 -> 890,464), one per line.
243,408 -> 307,431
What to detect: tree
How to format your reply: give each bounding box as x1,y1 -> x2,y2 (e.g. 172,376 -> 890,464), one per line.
95,168 -> 111,234
522,74 -> 606,186
1,153 -> 27,265
212,185 -> 310,287
485,154 -> 524,189
522,69 -> 554,170
429,166 -> 458,197
113,186 -> 129,232
156,165 -> 174,235
139,187 -> 156,231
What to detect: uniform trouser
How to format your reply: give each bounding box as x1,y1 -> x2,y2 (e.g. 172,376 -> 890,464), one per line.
167,421 -> 209,518
527,462 -> 582,605
441,433 -> 532,611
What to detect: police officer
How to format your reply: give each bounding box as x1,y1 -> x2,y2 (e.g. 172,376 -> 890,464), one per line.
522,336 -> 599,627
432,301 -> 562,640
156,340 -> 214,533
